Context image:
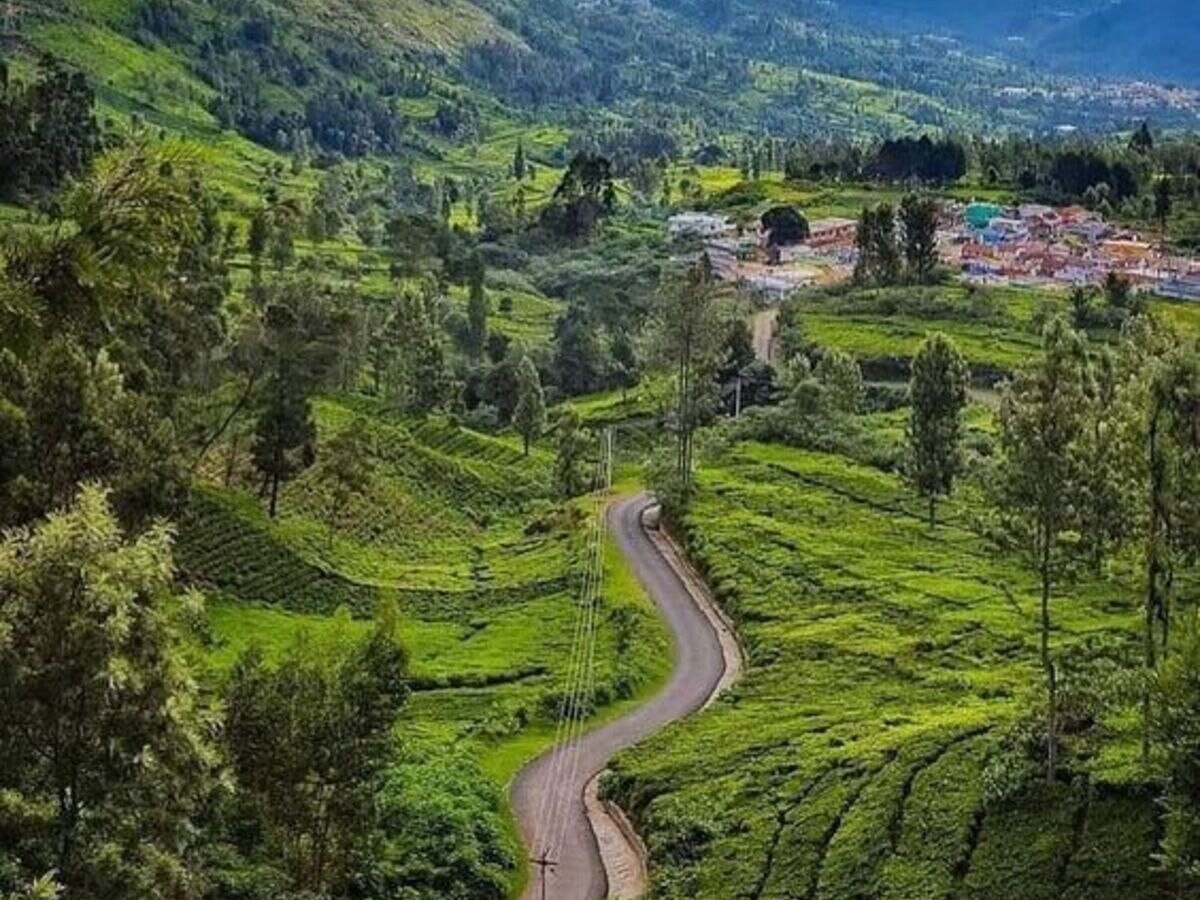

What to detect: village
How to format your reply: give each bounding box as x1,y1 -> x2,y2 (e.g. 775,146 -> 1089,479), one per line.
669,200 -> 1200,302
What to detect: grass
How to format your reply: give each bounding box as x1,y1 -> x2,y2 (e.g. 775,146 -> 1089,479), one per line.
606,440 -> 1165,900
182,394 -> 671,897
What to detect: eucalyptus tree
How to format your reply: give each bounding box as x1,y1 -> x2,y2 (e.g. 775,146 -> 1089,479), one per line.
652,254 -> 729,500
993,317 -> 1090,781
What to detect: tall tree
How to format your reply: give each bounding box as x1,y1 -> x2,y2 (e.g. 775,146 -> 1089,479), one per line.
1156,175 -> 1173,243
0,486 -> 216,897
652,255 -> 728,500
900,194 -> 939,284
466,253 -> 489,362
993,318 -> 1090,782
854,204 -> 901,286
1152,613 -> 1200,897
512,140 -> 527,181
908,333 -> 970,526
814,348 -> 863,414
316,420 -> 373,547
224,608 -> 408,897
554,409 -> 591,499
1115,318 -> 1200,761
513,354 -> 547,456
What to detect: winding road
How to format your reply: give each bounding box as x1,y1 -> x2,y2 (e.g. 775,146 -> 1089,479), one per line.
511,493 -> 738,900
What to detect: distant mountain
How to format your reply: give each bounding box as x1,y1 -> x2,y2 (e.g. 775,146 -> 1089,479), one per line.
833,0 -> 1200,86
1035,0 -> 1200,85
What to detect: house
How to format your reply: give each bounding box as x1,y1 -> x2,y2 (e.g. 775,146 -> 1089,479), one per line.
966,202 -> 1005,230
806,217 -> 858,249
669,212 -> 735,239
1156,275 -> 1200,301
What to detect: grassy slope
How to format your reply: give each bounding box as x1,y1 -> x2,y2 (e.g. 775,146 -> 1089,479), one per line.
178,395 -> 670,895
607,440 -> 1163,900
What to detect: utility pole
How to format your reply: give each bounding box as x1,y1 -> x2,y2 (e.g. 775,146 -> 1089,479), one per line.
531,852 -> 557,900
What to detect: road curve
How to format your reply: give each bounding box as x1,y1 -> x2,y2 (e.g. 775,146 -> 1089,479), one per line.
511,493 -> 730,900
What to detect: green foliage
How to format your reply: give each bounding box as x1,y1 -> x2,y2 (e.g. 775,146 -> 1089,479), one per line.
553,409 -> 591,499
854,202 -> 901,286
608,441 -> 1161,899
899,193 -> 939,284
1151,613 -> 1200,893
513,354 -> 546,456
814,348 -> 863,414
908,332 -> 970,525
223,610 -> 408,896
993,317 -> 1092,780
0,485 -> 216,899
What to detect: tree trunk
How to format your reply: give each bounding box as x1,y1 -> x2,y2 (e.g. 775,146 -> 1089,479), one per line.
1041,532 -> 1057,783
1145,406 -> 1163,764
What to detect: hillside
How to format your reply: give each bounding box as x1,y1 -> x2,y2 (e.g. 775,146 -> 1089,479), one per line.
9,0 -> 1199,197
835,0 -> 1200,87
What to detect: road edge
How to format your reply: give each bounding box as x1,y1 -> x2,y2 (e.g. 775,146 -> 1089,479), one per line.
585,501 -> 745,898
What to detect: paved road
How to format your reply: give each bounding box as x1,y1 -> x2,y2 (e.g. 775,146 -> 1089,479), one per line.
511,493 -> 729,900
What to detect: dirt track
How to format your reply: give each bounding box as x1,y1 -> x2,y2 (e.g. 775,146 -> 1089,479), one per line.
511,493 -> 735,900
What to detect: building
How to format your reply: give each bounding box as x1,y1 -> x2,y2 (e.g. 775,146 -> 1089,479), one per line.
1156,275 -> 1200,301
966,202 -> 1004,229
806,217 -> 858,249
669,212 -> 735,239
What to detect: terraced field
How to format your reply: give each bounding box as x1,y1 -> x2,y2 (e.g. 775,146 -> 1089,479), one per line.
176,397 -> 671,894
605,442 -> 1164,900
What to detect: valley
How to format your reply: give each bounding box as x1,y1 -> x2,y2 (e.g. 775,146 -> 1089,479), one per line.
2,2 -> 1200,900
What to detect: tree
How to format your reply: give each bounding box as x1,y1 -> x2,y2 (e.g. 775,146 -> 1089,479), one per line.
250,301 -> 324,518
224,608 -> 408,896
1156,175 -> 1173,240
1151,612 -> 1200,896
554,409 -> 591,499
993,317 -> 1090,782
900,194 -> 939,284
814,348 -> 863,414
1115,319 -> 1200,761
247,206 -> 269,287
466,253 -> 489,362
316,421 -> 373,547
908,333 -> 969,526
253,368 -> 316,518
652,255 -> 729,500
512,140 -> 527,181
1130,121 -> 1155,155
854,204 -> 901,286
761,205 -> 809,246
0,486 -> 216,896
513,354 -> 546,456
541,152 -> 616,240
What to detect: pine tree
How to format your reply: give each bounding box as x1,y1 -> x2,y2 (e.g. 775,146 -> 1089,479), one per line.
908,333 -> 969,526
513,141 -> 527,181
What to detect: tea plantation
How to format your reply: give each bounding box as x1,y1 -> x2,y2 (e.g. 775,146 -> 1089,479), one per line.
605,440 -> 1165,900
177,395 -> 670,894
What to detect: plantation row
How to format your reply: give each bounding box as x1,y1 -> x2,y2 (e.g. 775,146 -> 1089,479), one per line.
607,442 -> 1157,899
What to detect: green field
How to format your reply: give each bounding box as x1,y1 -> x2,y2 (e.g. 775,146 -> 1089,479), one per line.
606,440 -> 1162,900
177,395 -> 670,895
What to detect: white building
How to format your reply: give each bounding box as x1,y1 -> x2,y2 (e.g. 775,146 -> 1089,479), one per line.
669,212 -> 735,239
